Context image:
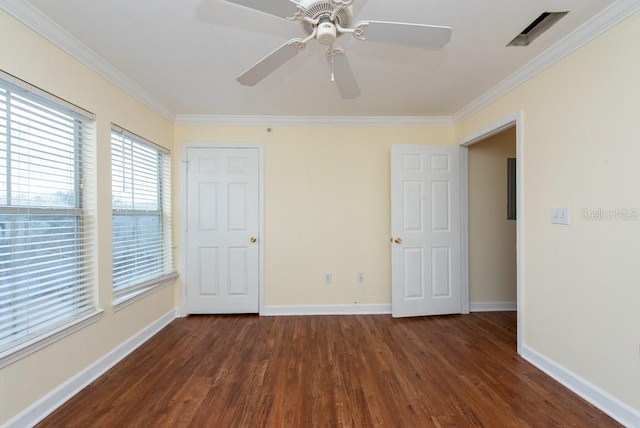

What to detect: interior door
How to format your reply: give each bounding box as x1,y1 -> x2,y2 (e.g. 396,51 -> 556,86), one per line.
391,145 -> 462,317
185,147 -> 260,314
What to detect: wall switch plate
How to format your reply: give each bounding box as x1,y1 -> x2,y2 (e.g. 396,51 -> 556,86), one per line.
357,272 -> 364,282
551,207 -> 570,225
324,272 -> 332,284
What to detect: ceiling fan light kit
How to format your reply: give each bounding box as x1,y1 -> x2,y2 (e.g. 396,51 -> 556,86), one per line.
228,0 -> 452,99
317,16 -> 338,45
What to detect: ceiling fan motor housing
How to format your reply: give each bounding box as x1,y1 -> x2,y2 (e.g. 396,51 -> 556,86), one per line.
300,0 -> 353,36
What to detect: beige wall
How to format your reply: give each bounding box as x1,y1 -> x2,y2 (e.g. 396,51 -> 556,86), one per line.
468,127 -> 517,304
456,11 -> 640,413
174,125 -> 455,307
0,10 -> 176,425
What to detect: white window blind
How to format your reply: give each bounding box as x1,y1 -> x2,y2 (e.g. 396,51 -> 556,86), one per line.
111,128 -> 173,295
0,78 -> 96,354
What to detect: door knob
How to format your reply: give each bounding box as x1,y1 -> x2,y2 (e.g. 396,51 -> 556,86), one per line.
394,237 -> 402,244
250,236 -> 257,243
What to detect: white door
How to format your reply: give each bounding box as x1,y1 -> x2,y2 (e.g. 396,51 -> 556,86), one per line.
391,145 -> 462,317
185,147 -> 260,314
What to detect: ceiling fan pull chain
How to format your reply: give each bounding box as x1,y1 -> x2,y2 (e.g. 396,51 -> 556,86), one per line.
331,48 -> 335,82
326,46 -> 342,83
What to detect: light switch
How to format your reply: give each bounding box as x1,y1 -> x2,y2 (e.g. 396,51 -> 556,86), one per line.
551,207 -> 570,225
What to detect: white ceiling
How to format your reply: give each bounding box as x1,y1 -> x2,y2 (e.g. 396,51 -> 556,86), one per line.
11,0 -> 617,118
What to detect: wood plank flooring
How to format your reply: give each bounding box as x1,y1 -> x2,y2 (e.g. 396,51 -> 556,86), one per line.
38,312 -> 620,427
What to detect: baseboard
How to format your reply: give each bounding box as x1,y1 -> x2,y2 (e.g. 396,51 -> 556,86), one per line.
5,309 -> 178,428
522,345 -> 640,427
263,304 -> 392,316
469,301 -> 517,312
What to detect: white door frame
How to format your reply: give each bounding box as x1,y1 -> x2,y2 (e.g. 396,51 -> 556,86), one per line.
459,112 -> 524,355
179,143 -> 265,316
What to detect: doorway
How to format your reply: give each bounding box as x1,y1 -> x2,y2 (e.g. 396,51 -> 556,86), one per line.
460,114 -> 522,354
468,127 -> 517,310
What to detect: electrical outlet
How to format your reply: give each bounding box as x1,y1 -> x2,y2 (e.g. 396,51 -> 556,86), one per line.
551,207 -> 570,225
324,272 -> 332,284
357,272 -> 364,282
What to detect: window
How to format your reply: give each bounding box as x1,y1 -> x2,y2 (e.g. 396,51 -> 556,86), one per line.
0,76 -> 96,357
111,127 -> 174,303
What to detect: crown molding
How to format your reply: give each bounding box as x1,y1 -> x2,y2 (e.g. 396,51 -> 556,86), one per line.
453,0 -> 640,124
0,0 -> 175,122
174,114 -> 454,127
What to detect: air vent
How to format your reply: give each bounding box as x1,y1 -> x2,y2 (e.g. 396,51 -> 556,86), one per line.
507,11 -> 569,47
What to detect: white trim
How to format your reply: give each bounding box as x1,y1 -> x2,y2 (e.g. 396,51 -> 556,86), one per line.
178,150 -> 189,318
469,301 -> 517,312
263,304 -> 392,316
112,272 -> 178,312
459,112 -> 524,356
174,115 -> 453,127
0,0 -> 175,122
459,120 -> 518,147
459,147 -> 470,315
522,345 -> 640,427
258,146 -> 266,316
0,310 -> 104,369
453,0 -> 640,123
4,309 -> 177,428
180,143 -> 265,316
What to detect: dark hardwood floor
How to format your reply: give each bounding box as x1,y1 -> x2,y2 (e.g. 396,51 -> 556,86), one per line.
38,312 -> 620,427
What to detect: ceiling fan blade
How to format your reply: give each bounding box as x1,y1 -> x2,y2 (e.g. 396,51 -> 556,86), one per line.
353,21 -> 452,50
237,39 -> 306,86
224,0 -> 304,20
326,48 -> 361,99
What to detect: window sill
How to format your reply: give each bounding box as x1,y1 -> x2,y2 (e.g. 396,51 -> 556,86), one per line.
0,309 -> 104,369
113,272 -> 178,312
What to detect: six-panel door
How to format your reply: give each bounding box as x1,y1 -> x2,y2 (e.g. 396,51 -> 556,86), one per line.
185,147 -> 260,314
391,145 -> 462,317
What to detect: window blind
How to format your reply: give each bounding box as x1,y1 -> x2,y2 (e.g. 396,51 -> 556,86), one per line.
0,79 -> 96,354
111,128 -> 173,294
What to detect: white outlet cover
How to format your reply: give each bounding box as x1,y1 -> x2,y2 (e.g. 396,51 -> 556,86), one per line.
551,207 -> 570,225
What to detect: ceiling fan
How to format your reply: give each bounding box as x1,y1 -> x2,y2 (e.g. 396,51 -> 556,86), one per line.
226,0 -> 452,99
